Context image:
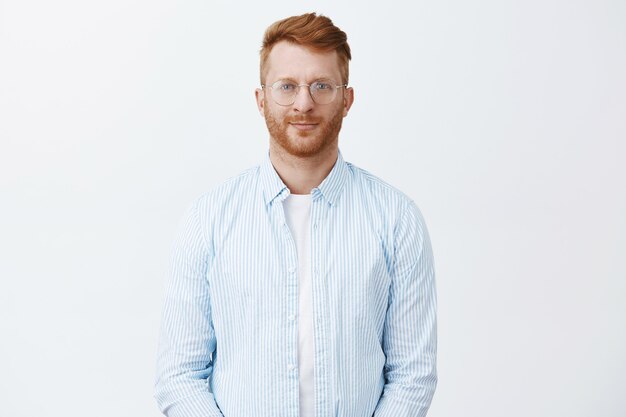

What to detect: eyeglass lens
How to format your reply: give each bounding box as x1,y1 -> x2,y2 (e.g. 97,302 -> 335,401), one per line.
270,80 -> 340,105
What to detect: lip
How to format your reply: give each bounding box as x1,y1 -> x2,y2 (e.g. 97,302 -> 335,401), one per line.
289,123 -> 319,131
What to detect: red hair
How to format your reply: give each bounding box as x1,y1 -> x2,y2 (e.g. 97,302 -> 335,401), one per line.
260,13 -> 351,84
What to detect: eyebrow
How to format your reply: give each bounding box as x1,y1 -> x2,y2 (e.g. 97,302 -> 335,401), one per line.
274,75 -> 337,83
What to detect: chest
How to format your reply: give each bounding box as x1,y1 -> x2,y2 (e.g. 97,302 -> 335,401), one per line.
206,200 -> 393,324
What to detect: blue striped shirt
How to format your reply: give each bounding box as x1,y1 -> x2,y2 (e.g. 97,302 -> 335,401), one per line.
154,150 -> 437,417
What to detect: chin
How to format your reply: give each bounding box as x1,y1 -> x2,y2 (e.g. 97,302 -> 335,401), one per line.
283,141 -> 327,158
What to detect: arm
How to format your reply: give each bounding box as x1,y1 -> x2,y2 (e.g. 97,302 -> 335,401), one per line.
154,198 -> 224,417
373,201 -> 438,417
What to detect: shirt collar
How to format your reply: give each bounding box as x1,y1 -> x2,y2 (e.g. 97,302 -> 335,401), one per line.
260,149 -> 349,207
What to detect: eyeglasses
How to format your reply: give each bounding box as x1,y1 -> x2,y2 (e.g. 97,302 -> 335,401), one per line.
261,79 -> 347,106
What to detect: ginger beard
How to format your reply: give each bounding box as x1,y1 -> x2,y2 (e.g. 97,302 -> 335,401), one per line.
263,97 -> 344,158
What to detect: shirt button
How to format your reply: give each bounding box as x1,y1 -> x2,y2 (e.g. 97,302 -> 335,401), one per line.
288,265 -> 296,273
288,364 -> 296,371
288,314 -> 296,321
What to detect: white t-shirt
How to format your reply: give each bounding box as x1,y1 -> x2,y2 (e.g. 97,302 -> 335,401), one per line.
282,193 -> 315,417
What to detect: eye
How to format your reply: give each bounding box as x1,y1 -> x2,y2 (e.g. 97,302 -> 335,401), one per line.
313,81 -> 332,91
276,81 -> 296,92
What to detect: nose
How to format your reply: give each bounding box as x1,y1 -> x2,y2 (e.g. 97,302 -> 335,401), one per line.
292,85 -> 315,113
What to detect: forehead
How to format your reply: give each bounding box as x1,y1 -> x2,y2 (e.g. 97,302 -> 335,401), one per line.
265,41 -> 342,82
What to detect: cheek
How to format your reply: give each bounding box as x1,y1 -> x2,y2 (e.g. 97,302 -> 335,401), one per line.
330,101 -> 346,120
264,101 -> 286,120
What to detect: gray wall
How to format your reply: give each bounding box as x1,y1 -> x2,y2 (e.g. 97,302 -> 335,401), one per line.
1,1 -> 624,416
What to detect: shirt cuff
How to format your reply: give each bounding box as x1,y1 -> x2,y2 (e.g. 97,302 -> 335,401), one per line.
163,392 -> 224,417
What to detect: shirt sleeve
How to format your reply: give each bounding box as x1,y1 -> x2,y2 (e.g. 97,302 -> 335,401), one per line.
154,198 -> 224,417
373,200 -> 438,417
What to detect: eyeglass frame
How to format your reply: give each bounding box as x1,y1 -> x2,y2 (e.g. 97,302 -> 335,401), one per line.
260,79 -> 348,106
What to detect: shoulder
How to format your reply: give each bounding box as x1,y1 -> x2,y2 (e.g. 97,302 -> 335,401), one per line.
189,164 -> 261,221
344,161 -> 430,242
197,164 -> 259,203
346,162 -> 432,259
345,161 -> 418,215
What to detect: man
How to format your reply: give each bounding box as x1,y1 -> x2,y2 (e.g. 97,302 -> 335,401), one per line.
155,12 -> 437,417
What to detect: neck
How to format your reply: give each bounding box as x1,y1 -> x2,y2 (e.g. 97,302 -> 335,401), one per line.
269,141 -> 338,195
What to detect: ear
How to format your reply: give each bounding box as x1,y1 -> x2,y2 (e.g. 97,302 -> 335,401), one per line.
342,86 -> 354,117
255,88 -> 265,116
